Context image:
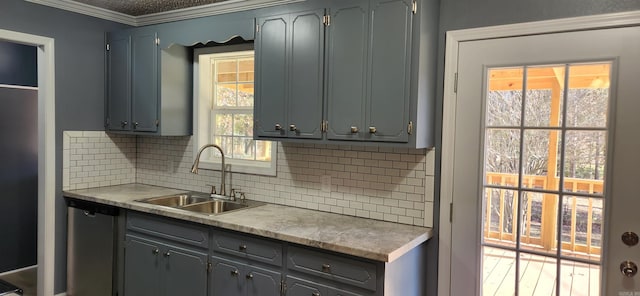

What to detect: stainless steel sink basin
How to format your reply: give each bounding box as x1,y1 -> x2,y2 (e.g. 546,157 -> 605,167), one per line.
135,192 -> 264,215
137,194 -> 210,207
181,199 -> 248,214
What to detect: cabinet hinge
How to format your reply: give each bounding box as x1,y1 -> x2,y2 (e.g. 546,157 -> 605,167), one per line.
106,43 -> 110,51
207,262 -> 212,274
280,280 -> 287,295
323,15 -> 331,26
454,72 -> 458,93
407,121 -> 413,135
256,24 -> 260,33
412,0 -> 417,14
155,37 -> 160,46
321,120 -> 328,133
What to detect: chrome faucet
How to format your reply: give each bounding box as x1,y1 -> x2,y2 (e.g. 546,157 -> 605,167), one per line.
191,144 -> 226,197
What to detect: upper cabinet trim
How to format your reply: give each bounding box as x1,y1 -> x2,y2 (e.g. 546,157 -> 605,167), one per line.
26,0 -> 305,27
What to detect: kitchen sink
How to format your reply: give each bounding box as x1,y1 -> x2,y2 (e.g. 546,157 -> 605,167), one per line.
181,199 -> 248,214
135,192 -> 264,215
138,194 -> 210,207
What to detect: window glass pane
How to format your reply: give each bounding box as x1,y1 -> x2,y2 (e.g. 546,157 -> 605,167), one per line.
233,137 -> 255,160
522,129 -> 561,191
520,192 -> 557,256
238,59 -> 254,82
216,60 -> 237,83
233,114 -> 253,137
255,141 -> 271,162
485,129 -> 521,179
566,63 -> 610,128
563,130 -> 606,194
486,67 -> 523,127
214,114 -> 233,136
482,247 -> 517,295
524,66 -> 565,127
216,84 -> 237,107
518,253 -> 558,294
483,188 -> 518,247
237,84 -> 254,107
561,196 -> 602,261
559,259 -> 600,295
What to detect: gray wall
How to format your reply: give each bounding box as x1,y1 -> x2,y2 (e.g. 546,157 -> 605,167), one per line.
0,0 -> 128,292
428,1 -> 640,295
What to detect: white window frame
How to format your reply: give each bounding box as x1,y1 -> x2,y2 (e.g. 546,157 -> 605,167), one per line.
193,44 -> 277,176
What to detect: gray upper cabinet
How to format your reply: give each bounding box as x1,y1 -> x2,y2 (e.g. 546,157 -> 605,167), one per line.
106,31 -> 131,132
255,8 -> 325,140
327,0 -> 413,143
325,0 -> 369,141
106,27 -> 192,136
366,0 -> 413,143
130,29 -> 159,132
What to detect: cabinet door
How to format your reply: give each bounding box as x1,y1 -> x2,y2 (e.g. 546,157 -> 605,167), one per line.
326,0 -> 369,141
286,276 -> 327,296
131,30 -> 159,132
328,287 -> 367,296
210,256 -> 245,296
123,235 -> 161,296
106,31 -> 131,131
163,246 -> 208,296
246,265 -> 281,296
287,9 -> 325,139
366,0 -> 413,142
255,14 -> 288,138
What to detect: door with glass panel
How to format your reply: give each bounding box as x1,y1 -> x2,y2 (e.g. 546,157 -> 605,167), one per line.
449,26 -> 640,295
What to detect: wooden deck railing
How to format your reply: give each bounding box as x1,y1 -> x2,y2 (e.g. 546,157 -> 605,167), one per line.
484,173 -> 603,258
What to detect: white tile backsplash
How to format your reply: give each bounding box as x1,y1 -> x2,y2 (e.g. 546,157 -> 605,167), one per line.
63,131 -> 435,227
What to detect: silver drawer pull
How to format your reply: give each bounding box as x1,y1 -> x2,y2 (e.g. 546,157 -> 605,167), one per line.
121,121 -> 128,127
164,251 -> 171,257
312,292 -> 320,296
246,273 -> 253,279
321,263 -> 331,272
275,123 -> 282,130
152,248 -> 159,255
289,124 -> 297,131
369,126 -> 377,134
239,244 -> 247,251
350,126 -> 359,133
231,270 -> 239,276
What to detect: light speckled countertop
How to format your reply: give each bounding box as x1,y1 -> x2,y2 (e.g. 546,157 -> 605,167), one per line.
63,183 -> 433,262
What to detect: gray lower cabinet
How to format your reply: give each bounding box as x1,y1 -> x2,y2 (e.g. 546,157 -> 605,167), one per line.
123,234 -> 208,296
254,8 -> 325,140
210,256 -> 281,296
287,276 -> 366,296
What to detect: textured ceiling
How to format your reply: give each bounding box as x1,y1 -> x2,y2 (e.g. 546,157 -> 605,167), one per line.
71,0 -> 229,16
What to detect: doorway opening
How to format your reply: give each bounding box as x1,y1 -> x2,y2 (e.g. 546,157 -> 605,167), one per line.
0,29 -> 56,296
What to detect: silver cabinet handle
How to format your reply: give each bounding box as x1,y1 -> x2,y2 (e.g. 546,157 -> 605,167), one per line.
152,248 -> 159,255
239,244 -> 247,251
289,124 -> 297,131
121,121 -> 128,127
246,273 -> 253,279
164,251 -> 171,257
369,126 -> 377,134
275,124 -> 282,130
350,126 -> 359,133
312,292 -> 320,296
133,122 -> 139,129
230,270 -> 239,276
321,263 -> 331,272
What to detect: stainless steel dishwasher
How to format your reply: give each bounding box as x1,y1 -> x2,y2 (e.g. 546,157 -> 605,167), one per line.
66,197 -> 120,296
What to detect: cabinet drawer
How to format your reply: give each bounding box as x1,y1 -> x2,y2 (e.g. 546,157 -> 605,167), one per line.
126,211 -> 208,248
287,246 -> 377,291
212,230 -> 283,266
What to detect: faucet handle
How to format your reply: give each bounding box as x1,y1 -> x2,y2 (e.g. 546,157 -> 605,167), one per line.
207,184 -> 217,195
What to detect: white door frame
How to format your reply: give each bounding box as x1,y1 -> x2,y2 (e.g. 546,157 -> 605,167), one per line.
438,10 -> 640,296
0,29 -> 56,296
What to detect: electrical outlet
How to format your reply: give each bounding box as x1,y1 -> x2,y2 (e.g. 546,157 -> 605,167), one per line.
321,175 -> 331,192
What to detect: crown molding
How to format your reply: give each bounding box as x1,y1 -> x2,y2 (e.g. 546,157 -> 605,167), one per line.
26,0 -> 137,25
25,0 -> 303,27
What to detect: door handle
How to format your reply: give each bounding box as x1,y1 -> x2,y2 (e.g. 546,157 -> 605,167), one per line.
621,261 -> 638,277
